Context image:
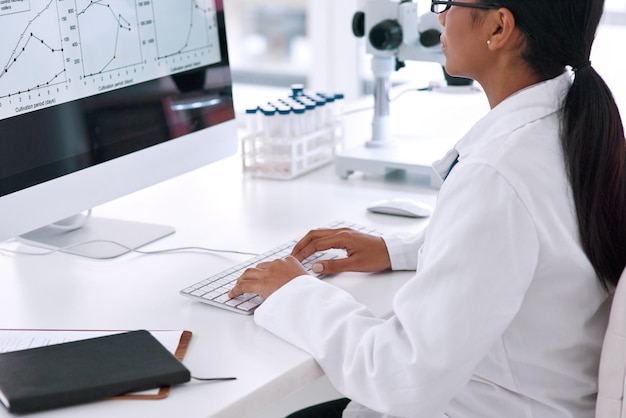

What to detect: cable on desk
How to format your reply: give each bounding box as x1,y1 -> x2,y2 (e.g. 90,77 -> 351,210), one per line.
191,376 -> 237,382
343,86 -> 432,118
0,239 -> 259,260
345,81 -> 485,118
387,86 -> 433,102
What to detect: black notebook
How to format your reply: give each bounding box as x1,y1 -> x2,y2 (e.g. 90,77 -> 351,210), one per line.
0,330 -> 191,414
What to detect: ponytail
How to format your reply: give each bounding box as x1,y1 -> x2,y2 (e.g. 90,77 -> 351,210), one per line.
562,67 -> 626,289
478,0 -> 626,289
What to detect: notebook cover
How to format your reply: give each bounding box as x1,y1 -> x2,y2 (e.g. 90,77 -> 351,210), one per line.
0,330 -> 191,414
116,330 -> 192,400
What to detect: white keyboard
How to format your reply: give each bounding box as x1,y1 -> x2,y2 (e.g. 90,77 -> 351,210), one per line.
179,221 -> 379,314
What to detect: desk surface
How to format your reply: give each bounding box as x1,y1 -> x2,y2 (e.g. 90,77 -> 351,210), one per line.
0,87 -> 488,417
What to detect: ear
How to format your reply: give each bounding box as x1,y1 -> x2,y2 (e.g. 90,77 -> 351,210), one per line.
485,8 -> 523,51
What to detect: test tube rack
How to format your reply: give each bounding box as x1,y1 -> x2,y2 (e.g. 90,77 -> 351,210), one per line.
240,86 -> 345,180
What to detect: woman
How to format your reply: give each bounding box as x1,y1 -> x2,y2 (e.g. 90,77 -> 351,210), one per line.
230,0 -> 626,416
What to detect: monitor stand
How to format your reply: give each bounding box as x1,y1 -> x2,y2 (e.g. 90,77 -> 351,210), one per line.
18,215 -> 175,259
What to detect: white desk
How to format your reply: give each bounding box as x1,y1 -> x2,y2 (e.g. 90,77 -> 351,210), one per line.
0,86 -> 488,418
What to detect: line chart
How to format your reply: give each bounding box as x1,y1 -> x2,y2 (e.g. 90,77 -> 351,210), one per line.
0,0 -> 222,122
75,0 -> 142,77
152,0 -> 218,60
0,0 -> 67,100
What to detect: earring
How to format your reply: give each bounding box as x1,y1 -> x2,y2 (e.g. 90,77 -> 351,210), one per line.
487,40 -> 492,46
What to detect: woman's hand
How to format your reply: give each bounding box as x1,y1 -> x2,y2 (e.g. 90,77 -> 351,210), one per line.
291,227 -> 391,274
229,256 -> 308,300
229,227 -> 391,300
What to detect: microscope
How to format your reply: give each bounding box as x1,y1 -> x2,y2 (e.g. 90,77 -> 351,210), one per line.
335,0 -> 472,186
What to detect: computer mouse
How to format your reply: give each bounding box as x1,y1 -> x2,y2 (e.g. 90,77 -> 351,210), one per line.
366,198 -> 433,218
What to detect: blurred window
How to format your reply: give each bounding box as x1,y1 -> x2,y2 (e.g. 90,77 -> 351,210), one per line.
224,0 -> 308,86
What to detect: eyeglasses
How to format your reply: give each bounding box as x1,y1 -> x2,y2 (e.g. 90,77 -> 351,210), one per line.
431,0 -> 500,14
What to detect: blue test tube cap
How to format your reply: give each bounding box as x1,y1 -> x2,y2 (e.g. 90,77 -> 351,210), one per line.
281,97 -> 301,108
290,83 -> 305,97
276,106 -> 291,115
307,94 -> 326,107
296,97 -> 317,110
259,104 -> 277,116
268,100 -> 290,114
291,103 -> 306,114
317,93 -> 335,103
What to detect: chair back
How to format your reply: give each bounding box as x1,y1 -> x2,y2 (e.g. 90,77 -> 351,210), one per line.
596,269 -> 626,417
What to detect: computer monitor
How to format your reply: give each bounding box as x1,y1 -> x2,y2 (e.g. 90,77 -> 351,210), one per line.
0,0 -> 237,258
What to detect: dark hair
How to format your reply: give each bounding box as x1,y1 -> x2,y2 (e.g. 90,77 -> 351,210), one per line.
480,0 -> 626,289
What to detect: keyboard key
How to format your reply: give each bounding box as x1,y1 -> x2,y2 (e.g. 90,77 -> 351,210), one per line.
214,294 -> 231,304
237,301 -> 261,312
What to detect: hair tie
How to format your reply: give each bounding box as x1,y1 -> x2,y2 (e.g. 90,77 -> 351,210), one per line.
572,61 -> 592,72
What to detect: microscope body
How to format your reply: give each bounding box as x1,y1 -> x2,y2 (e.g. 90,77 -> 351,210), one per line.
354,0 -> 445,147
362,0 -> 444,64
335,0 -> 478,184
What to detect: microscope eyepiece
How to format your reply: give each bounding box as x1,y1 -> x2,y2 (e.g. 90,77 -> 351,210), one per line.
369,20 -> 403,51
352,12 -> 365,37
419,29 -> 441,48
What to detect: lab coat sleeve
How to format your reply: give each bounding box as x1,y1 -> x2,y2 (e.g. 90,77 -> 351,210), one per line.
254,164 -> 539,417
383,228 -> 426,271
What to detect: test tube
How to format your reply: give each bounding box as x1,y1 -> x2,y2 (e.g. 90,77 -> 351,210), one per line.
318,93 -> 336,127
334,93 -> 345,120
269,100 -> 292,142
290,103 -> 306,139
259,104 -> 277,154
306,94 -> 326,131
333,93 -> 345,145
313,93 -> 335,144
245,106 -> 259,136
296,97 -> 317,134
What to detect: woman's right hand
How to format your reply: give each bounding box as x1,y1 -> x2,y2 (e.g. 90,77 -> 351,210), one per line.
291,227 -> 392,275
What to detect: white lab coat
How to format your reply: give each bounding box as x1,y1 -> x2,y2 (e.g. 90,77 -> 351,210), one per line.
254,72 -> 611,418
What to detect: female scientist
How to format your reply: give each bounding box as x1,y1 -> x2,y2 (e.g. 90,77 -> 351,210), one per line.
230,0 -> 626,416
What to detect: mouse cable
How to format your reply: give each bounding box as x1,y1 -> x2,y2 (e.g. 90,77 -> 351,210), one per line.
0,239 -> 259,260
342,85 -> 432,118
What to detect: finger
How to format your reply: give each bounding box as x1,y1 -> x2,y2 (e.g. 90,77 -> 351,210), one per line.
230,257 -> 307,299
292,231 -> 352,261
291,229 -> 329,257
291,228 -> 351,258
229,276 -> 259,298
229,267 -> 264,297
310,257 -> 359,275
255,260 -> 273,269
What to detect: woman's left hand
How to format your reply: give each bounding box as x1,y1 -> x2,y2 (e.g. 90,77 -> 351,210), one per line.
229,256 -> 308,300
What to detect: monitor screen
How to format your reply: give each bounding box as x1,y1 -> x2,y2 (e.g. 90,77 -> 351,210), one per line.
0,0 -> 237,256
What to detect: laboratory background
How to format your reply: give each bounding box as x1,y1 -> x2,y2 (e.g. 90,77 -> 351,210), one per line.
225,0 -> 626,110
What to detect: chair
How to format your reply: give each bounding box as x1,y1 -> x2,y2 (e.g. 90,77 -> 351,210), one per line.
596,268 -> 626,417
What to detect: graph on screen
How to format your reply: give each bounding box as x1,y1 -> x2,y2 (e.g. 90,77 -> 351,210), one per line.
0,0 -> 221,121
